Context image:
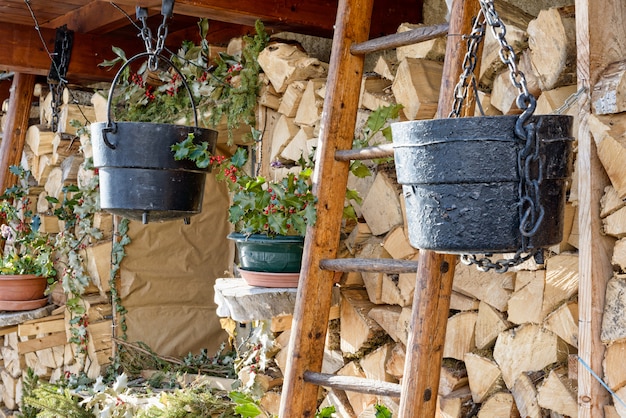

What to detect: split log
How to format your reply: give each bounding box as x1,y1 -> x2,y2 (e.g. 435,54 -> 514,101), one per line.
442,311 -> 477,361
269,114 -> 299,163
452,262 -> 513,312
438,386 -> 473,418
510,373 -> 542,418
395,23 -> 447,62
464,352 -> 503,403
1,369 -> 19,410
44,166 -> 64,199
603,341 -> 626,391
343,221 -> 372,255
60,154 -> 83,182
37,215 -> 61,233
475,91 -> 503,116
541,253 -> 579,318
477,392 -> 520,418
507,270 -> 545,325
475,301 -> 511,350
359,75 -> 395,112
526,6 -> 577,91
543,301 -> 578,348
258,79 -> 281,111
391,58 -> 442,120
257,43 -> 328,93
612,238 -> 626,271
360,343 -> 397,384
368,305 -> 402,342
491,69 -> 522,115
493,323 -> 568,389
294,78 -> 325,127
601,185 -> 625,218
536,367 -> 577,417
535,85 -> 578,115
382,226 -> 417,260
373,55 -> 398,81
58,103 -> 96,135
385,342 -> 405,381
280,126 -> 315,162
82,240 -> 113,294
354,236 -> 388,304
277,80 -> 307,117
588,113 -> 626,200
339,289 -> 387,356
601,274 -> 626,343
450,291 -> 480,311
603,205 -> 626,238
592,59 -> 626,115
25,124 -> 55,156
336,361 -> 377,415
359,172 -> 403,236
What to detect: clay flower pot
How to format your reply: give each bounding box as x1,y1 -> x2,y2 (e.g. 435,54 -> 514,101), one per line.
0,275 -> 48,311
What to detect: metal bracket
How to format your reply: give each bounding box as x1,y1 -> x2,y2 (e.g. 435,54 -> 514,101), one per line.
161,0 -> 175,18
47,25 -> 74,83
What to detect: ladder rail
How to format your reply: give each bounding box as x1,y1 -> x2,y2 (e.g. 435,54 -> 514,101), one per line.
350,23 -> 449,55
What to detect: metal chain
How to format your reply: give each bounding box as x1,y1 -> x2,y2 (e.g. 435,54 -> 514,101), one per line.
450,0 -> 545,273
449,10 -> 486,118
137,0 -> 174,71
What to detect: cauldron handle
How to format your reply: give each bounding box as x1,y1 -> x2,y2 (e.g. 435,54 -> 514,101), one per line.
101,51 -> 200,149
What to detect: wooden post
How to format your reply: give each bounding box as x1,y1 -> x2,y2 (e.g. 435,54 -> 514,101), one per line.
575,0 -> 625,416
0,73 -> 36,192
397,1 -> 481,417
278,0 -> 374,416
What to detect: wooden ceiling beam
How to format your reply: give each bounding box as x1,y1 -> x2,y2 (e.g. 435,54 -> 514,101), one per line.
0,22 -> 144,84
112,0 -> 422,39
42,2 -> 143,34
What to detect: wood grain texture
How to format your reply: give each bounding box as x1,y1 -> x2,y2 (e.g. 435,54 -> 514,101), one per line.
0,73 -> 35,192
575,0 -> 626,416
277,0 -> 374,416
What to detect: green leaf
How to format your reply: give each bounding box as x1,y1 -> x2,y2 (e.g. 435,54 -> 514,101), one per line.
349,161 -> 372,178
375,404 -> 393,417
231,147 -> 248,168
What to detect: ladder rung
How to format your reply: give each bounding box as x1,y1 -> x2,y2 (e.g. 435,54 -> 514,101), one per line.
350,23 -> 449,55
334,143 -> 394,161
304,371 -> 401,397
320,258 -> 419,273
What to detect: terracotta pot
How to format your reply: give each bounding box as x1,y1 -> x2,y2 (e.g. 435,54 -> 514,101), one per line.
0,275 -> 48,301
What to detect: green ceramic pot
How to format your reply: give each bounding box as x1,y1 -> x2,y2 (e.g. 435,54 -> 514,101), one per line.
228,233 -> 304,273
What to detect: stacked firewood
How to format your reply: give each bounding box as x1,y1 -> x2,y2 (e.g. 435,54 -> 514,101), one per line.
245,4 -> 593,417
0,86 -> 113,412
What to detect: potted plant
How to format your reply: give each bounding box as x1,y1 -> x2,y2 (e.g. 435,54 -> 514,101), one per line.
0,167 -> 56,310
91,20 -> 269,224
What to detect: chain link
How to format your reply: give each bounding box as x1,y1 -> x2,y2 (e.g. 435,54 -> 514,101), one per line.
49,29 -> 72,132
137,2 -> 173,71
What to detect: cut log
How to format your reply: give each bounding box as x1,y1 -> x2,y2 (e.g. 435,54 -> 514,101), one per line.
612,238 -> 626,271
343,221 -> 372,255
280,126 -> 315,162
1,369 -> 18,410
541,253 -> 579,318
258,75 -> 281,110
491,69 -> 522,115
44,166 -> 64,199
380,273 -> 410,306
535,85 -> 578,115
269,114 -> 299,163
34,153 -> 53,184
360,172 -> 403,236
493,323 -> 568,389
354,236 -> 388,304
475,301 -> 511,350
294,78 -> 326,127
601,185 -> 625,218
339,289 -> 386,356
438,386 -> 473,418
37,214 -> 60,234
257,43 -> 328,93
601,274 -> 626,343
442,311 -> 477,361
550,201 -> 577,254
391,58 -> 442,120
58,103 -> 96,135
615,385 -> 626,418
382,226 -> 417,260
373,55 -> 398,82
475,91 -> 503,116
83,240 -> 113,294
395,23 -> 447,62
452,262 -> 513,312
507,270 -> 545,325
277,80 -> 307,117
526,6 -> 577,91
336,361 -> 377,416
368,305 -> 402,342
592,59 -> 626,115
603,205 -> 626,238
359,75 -> 395,112
385,342 -> 405,381
25,124 -> 55,156
360,343 -> 397,383
60,154 -> 83,182
589,113 -> 626,200
511,373 -> 541,418
536,367 -> 578,417
543,301 -> 578,348
464,352 -> 503,403
477,392 -> 520,418
449,291 -> 480,311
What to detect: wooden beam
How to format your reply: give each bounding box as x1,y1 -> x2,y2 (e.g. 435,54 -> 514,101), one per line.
114,0 -> 420,39
0,73 -> 36,192
42,2 -> 140,34
575,0 -> 626,416
278,0 -> 374,416
397,0 -> 480,416
0,23 -> 144,83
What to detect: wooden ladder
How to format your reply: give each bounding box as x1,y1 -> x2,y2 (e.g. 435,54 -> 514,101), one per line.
278,0 -> 481,417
